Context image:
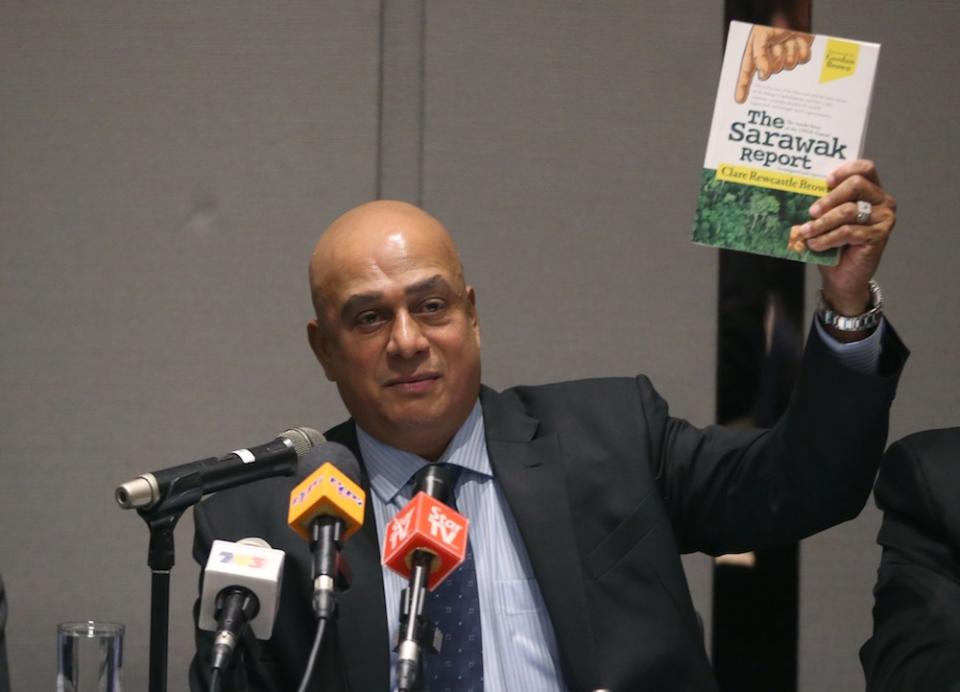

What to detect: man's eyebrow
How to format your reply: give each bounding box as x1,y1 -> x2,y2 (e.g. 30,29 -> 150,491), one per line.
404,275 -> 452,295
338,275 -> 454,320
340,291 -> 383,320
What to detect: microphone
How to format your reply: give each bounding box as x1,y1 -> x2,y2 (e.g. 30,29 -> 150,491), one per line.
381,489 -> 469,589
287,442 -> 366,619
197,537 -> 285,673
383,464 -> 469,692
115,427 -> 325,510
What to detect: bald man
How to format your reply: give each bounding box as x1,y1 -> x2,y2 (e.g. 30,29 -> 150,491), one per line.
305,201 -> 481,463
191,163 -> 906,691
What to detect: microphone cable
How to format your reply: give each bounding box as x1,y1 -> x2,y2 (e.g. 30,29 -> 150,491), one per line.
295,616 -> 329,692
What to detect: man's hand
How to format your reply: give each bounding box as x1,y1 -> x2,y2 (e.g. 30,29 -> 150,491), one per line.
735,27 -> 814,103
799,160 -> 897,339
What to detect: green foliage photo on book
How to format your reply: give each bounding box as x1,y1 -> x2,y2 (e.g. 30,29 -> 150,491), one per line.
693,21 -> 880,265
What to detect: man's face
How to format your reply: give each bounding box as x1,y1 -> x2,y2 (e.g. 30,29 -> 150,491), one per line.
308,228 -> 481,459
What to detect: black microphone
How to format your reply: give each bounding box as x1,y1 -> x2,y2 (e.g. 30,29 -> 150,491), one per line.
115,427 -> 325,510
415,463 -> 458,504
210,588 -> 259,672
197,537 -> 285,674
287,443 -> 366,620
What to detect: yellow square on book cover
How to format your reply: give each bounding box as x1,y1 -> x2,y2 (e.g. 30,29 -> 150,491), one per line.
288,461 -> 366,541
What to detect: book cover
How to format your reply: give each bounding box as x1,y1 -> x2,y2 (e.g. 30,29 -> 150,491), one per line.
693,21 -> 880,265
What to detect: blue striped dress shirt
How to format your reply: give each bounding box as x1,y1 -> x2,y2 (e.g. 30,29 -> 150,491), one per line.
813,316 -> 884,372
357,402 -> 568,692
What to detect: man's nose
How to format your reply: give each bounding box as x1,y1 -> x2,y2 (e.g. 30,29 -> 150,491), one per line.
387,311 -> 429,358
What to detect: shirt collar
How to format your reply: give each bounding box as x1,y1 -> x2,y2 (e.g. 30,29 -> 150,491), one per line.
357,400 -> 491,504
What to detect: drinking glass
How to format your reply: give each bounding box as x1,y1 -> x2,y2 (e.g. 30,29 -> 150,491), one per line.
56,621 -> 123,692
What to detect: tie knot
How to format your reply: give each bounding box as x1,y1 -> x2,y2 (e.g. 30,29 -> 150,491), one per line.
412,463 -> 461,506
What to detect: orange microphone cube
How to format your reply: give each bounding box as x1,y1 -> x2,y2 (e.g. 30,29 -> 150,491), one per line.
382,492 -> 469,591
288,462 -> 366,542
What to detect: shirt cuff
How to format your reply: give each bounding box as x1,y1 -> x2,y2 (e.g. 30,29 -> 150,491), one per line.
813,316 -> 884,375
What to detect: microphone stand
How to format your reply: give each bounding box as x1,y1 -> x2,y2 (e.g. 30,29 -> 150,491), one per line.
396,551 -> 441,692
135,469 -> 206,692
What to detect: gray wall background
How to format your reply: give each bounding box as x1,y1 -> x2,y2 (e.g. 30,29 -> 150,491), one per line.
0,2 -> 955,690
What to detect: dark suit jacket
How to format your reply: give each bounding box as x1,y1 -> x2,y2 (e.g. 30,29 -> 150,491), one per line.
192,327 -> 906,691
861,428 -> 960,691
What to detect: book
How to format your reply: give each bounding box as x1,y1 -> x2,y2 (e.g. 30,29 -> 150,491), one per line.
692,21 -> 880,265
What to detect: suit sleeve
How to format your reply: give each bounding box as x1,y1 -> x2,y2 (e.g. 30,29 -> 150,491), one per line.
860,437 -> 960,692
645,322 -> 907,555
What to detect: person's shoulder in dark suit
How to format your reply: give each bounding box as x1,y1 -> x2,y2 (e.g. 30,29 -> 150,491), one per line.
861,427 -> 960,691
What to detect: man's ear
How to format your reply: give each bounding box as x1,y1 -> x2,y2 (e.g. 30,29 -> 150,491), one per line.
466,285 -> 480,347
307,319 -> 337,382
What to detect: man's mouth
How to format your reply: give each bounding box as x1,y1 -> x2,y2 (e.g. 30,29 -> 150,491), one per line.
385,373 -> 441,389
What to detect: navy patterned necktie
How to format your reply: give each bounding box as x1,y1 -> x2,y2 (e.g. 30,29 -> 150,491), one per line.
413,463 -> 484,692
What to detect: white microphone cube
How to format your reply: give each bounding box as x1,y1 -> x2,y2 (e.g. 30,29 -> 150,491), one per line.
198,539 -> 285,640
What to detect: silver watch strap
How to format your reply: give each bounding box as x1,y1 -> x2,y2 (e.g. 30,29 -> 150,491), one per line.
816,279 -> 883,332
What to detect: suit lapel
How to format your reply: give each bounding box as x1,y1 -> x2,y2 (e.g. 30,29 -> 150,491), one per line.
480,386 -> 600,692
326,422 -> 391,692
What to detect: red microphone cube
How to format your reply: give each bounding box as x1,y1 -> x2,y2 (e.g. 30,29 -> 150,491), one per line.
382,491 -> 469,591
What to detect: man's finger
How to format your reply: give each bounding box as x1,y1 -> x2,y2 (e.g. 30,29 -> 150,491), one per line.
810,175 -> 886,219
825,159 -> 881,188
805,224 -> 876,252
753,37 -> 772,79
735,39 -> 756,103
769,43 -> 785,73
803,201 -> 880,238
782,39 -> 798,69
796,35 -> 813,63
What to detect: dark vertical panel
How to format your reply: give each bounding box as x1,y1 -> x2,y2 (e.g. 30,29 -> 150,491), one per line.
712,2 -> 811,691
377,0 -> 425,203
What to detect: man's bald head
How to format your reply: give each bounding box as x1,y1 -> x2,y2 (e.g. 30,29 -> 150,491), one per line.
305,200 -> 481,460
309,200 -> 465,321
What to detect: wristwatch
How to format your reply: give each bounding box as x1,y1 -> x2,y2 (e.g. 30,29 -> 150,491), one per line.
816,279 -> 883,332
